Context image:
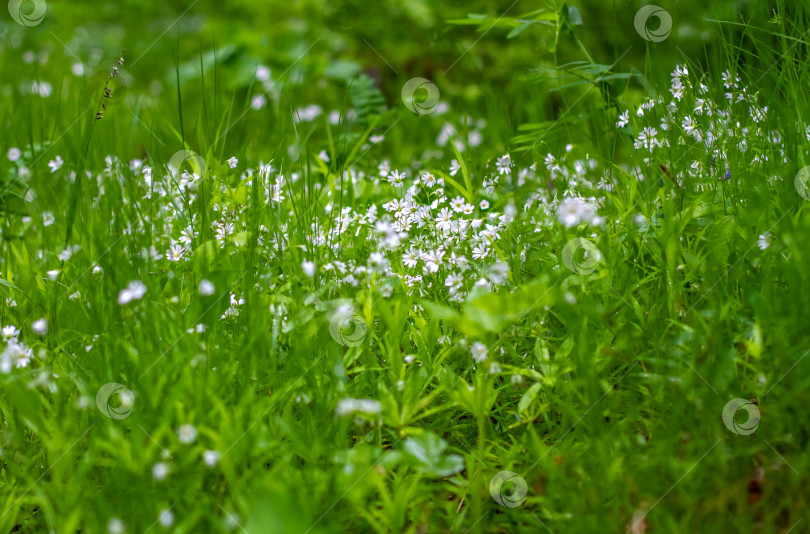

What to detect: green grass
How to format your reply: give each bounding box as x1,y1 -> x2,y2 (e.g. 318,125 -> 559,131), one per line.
2,0 -> 810,532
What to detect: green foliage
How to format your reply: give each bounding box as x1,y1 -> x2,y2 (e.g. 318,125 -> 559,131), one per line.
1,0 -> 810,533
348,74 -> 387,123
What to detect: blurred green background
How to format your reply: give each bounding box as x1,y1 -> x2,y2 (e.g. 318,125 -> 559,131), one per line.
0,0 -> 791,171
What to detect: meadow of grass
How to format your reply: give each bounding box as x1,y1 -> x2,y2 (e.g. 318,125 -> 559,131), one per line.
1,0 -> 810,532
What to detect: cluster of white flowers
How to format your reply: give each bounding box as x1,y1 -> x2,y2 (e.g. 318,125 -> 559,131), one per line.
0,115 -> 615,380
1,325 -> 33,373
556,197 -> 601,228
624,64 -> 787,188
291,145 -> 608,303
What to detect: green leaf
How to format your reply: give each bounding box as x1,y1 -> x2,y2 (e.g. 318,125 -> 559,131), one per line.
421,301 -> 460,321
0,277 -> 20,291
403,432 -> 465,477
566,5 -> 583,26
507,21 -> 533,39
424,277 -> 556,336
448,135 -> 474,200
707,215 -> 736,267
518,382 -> 542,413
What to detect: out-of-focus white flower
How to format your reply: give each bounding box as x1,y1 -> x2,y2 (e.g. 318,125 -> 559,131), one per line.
152,462 -> 169,481
177,424 -> 197,444
48,156 -> 63,173
199,279 -> 215,296
335,398 -> 382,416
251,94 -> 267,110
256,65 -> 271,81
757,232 -> 771,250
107,518 -> 126,534
471,342 -> 488,363
488,262 -> 509,285
367,252 -> 388,274
158,509 -> 174,527
204,450 -> 221,468
118,280 -> 147,306
557,197 -> 598,228
32,318 -> 48,335
1,340 -> 33,372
